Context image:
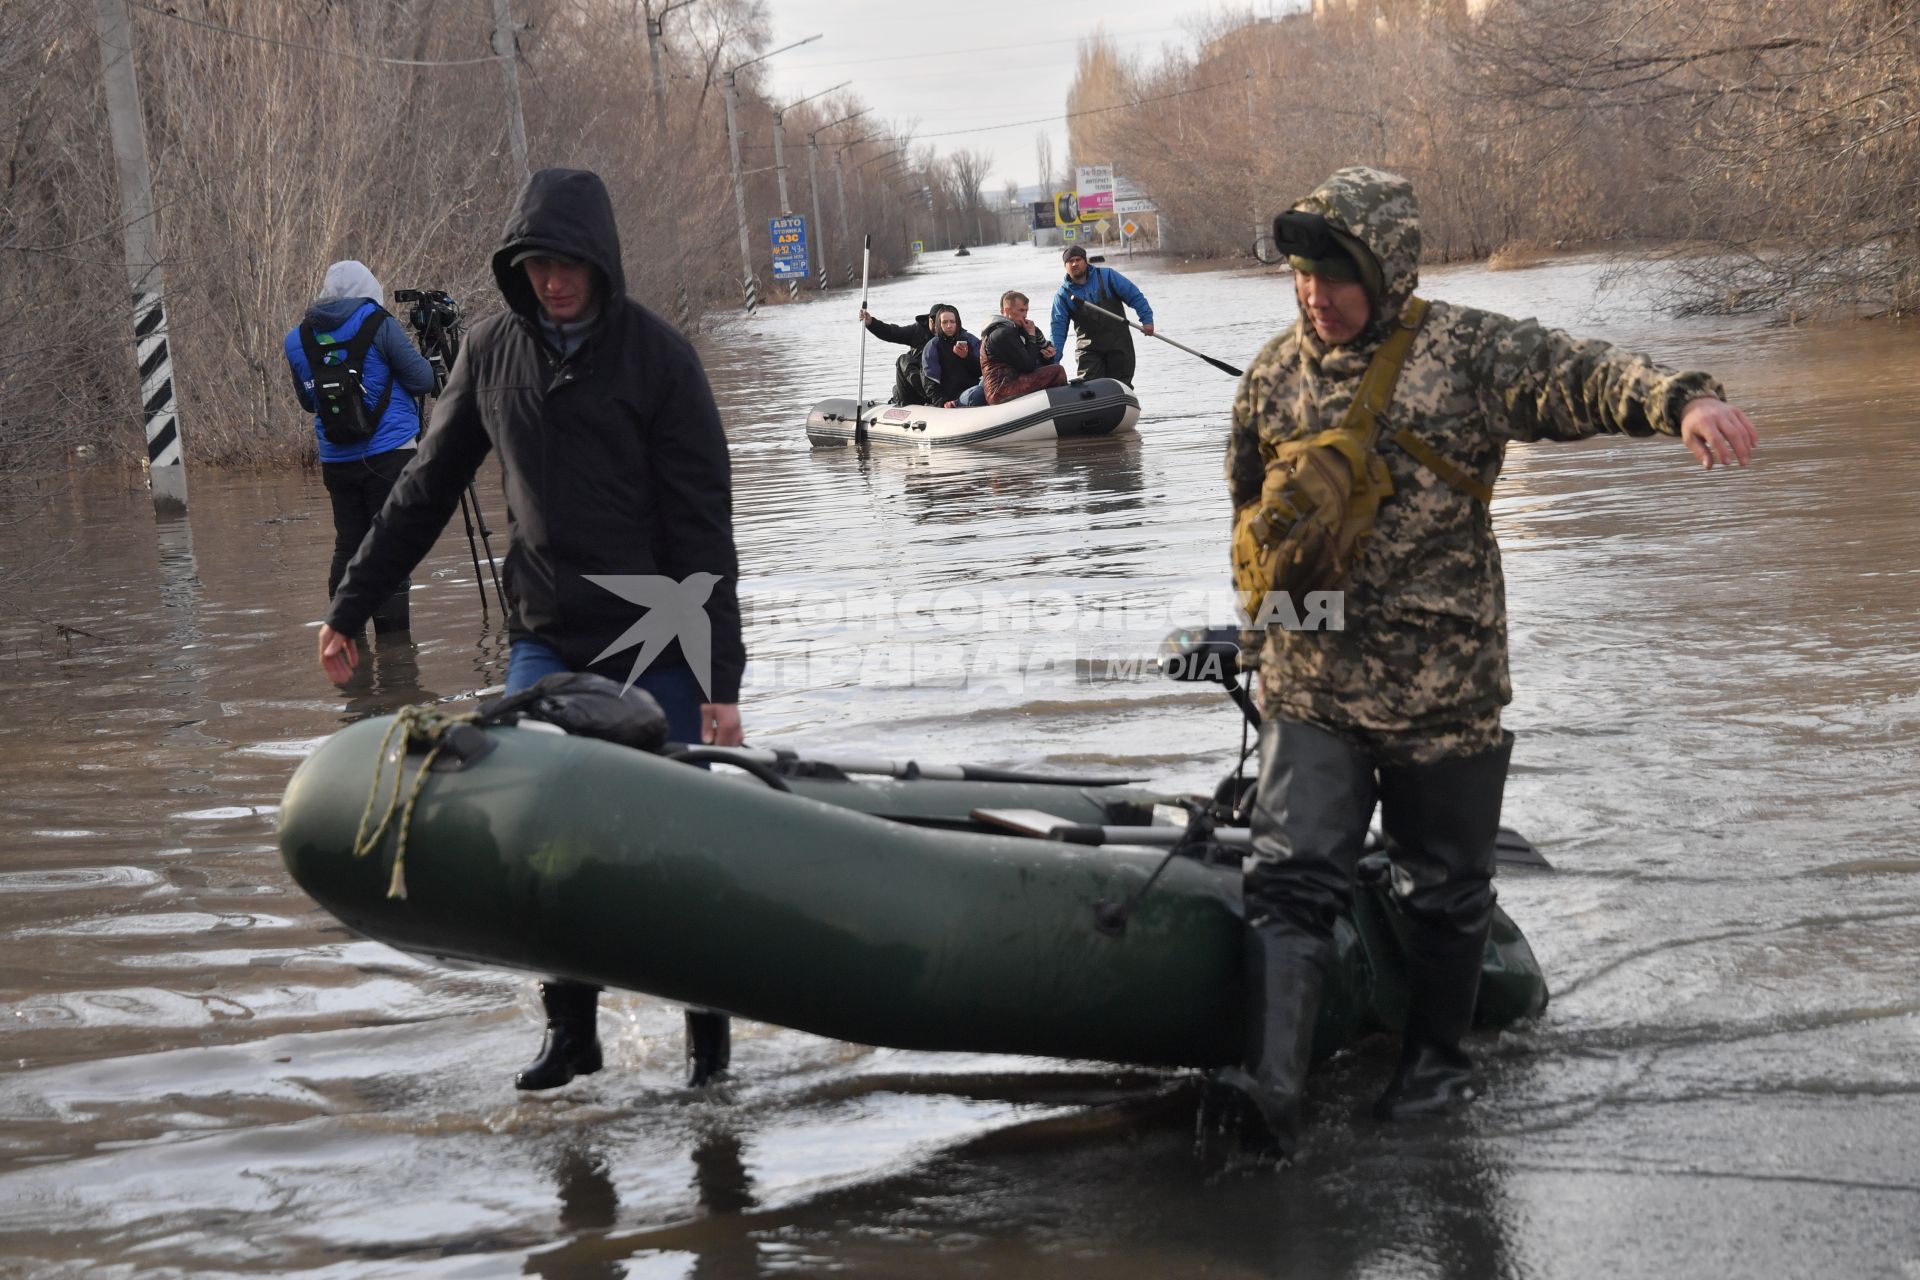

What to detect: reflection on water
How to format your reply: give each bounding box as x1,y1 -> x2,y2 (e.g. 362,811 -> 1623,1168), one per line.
3,247 -> 1919,1277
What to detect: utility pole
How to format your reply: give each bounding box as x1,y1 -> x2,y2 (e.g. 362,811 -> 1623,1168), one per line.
493,0 -> 530,184
1246,67 -> 1264,260
721,72 -> 757,316
642,0 -> 699,333
93,0 -> 185,514
721,35 -> 821,314
808,138 -> 828,291
833,146 -> 854,286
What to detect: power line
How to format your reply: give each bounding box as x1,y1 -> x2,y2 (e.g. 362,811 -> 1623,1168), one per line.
915,76 -> 1239,142
125,0 -> 502,67
778,24 -> 1195,72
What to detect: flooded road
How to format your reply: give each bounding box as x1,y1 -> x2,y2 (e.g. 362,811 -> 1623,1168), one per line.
3,244 -> 1919,1278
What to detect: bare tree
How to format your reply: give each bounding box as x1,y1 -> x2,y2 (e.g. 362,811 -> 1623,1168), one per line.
941,147 -> 993,247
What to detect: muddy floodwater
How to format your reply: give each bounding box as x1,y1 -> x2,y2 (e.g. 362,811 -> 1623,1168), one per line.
3,245 -> 1919,1278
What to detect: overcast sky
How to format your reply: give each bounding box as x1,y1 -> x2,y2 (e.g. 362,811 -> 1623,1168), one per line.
751,1 -> 1289,191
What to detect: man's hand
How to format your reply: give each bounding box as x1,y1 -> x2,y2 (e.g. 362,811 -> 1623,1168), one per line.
943,400 -> 958,408
1679,397 -> 1758,470
701,703 -> 743,746
858,307 -> 871,324
1141,323 -> 1155,336
1041,342 -> 1056,360
318,623 -> 359,683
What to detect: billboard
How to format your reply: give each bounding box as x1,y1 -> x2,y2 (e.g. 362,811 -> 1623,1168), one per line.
1053,191 -> 1079,227
1076,165 -> 1114,220
1031,200 -> 1057,230
769,215 -> 809,280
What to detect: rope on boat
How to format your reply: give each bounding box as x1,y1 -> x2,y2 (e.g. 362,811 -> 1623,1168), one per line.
352,704 -> 478,899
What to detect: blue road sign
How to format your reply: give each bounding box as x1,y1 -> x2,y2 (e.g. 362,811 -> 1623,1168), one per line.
770,215 -> 809,281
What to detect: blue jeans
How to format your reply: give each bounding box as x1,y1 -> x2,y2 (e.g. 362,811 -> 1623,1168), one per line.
956,382 -> 987,408
505,637 -> 706,743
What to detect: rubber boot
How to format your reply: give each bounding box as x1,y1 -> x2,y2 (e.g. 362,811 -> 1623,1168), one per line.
1373,734 -> 1512,1121
1373,919 -> 1489,1120
369,584 -> 411,636
1215,718 -> 1377,1158
1212,920 -> 1328,1159
516,981 -> 603,1091
685,1008 -> 731,1087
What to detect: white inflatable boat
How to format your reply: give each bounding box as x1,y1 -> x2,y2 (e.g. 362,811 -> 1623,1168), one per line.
806,377 -> 1141,447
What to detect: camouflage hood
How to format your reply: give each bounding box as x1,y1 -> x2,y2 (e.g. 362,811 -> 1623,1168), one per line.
1290,167 -> 1421,342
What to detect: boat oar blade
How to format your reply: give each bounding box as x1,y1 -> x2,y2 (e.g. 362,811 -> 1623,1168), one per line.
1495,826 -> 1552,871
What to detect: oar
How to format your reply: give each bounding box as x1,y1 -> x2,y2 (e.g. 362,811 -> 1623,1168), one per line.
854,235 -> 871,444
1074,298 -> 1243,378
670,743 -> 1140,787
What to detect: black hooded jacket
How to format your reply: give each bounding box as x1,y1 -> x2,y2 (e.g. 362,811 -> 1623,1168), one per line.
326,168 -> 746,701
863,303 -> 945,355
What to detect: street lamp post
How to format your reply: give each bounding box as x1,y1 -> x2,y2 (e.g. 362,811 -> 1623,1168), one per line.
772,81 -> 846,216
644,0 -> 700,139
855,147 -> 904,251
723,33 -> 821,314
809,109 -> 864,291
771,81 -> 846,301
833,133 -> 873,287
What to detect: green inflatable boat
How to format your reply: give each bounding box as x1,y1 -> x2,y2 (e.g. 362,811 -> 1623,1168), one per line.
278,705 -> 1549,1070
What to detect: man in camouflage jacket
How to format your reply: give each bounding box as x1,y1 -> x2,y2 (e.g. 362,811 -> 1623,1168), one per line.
1216,167 -> 1757,1156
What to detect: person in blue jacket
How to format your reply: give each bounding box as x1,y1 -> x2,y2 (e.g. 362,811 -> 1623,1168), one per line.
1049,244 -> 1154,386
284,260 -> 437,635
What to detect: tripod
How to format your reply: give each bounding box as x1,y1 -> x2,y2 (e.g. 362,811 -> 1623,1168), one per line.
395,289 -> 507,620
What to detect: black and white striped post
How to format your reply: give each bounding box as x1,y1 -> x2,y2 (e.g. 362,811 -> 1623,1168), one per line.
94,0 -> 186,513
134,290 -> 181,493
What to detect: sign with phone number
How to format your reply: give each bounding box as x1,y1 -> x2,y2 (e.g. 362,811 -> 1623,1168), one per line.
769,215 -> 809,280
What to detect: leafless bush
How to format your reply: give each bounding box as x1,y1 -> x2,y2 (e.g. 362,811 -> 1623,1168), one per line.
1463,0 -> 1920,315
1070,0 -> 1918,316
0,0 -> 947,473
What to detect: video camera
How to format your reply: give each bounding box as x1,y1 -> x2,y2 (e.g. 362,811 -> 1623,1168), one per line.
393,288 -> 461,394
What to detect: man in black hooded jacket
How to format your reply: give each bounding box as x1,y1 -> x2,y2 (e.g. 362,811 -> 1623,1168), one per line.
315,167 -> 745,1092
859,303 -> 944,405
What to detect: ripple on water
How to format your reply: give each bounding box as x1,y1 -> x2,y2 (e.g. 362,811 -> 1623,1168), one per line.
0,866 -> 166,893
15,911 -> 294,939
233,737 -> 330,759
170,805 -> 278,821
